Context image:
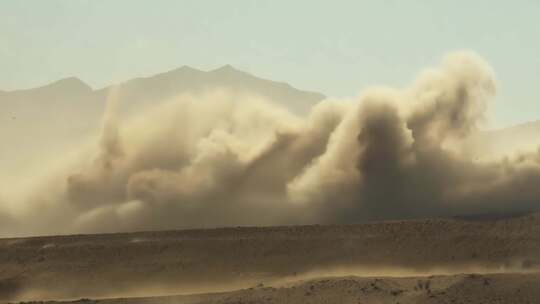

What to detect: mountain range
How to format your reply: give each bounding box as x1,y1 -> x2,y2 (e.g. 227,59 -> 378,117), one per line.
0,65 -> 325,182
1,65 -> 539,182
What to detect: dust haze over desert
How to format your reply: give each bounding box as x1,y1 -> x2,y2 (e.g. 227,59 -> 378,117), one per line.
2,51 -> 540,236
2,1 -> 540,303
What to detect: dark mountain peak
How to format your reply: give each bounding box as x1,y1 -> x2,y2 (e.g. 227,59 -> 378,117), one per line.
173,65 -> 202,73
3,77 -> 92,94
52,77 -> 92,91
33,77 -> 91,94
211,64 -> 243,74
144,65 -> 204,82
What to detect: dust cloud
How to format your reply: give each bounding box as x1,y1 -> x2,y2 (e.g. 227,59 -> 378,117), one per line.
2,51 -> 540,236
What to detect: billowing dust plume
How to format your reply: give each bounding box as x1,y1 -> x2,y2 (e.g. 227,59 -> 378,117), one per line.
2,51 -> 540,236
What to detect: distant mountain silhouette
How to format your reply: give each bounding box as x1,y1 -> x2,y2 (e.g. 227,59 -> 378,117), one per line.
95,65 -> 324,115
1,65 -> 539,183
465,120 -> 540,158
0,66 -> 325,180
0,77 -> 99,181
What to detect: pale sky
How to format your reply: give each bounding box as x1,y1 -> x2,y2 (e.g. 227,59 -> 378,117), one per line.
1,0 -> 539,128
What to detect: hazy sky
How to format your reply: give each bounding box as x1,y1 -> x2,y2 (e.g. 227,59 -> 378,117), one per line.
1,0 -> 539,127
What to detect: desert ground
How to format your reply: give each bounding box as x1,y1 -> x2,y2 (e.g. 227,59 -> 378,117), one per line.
1,213 -> 539,303
42,273 -> 540,304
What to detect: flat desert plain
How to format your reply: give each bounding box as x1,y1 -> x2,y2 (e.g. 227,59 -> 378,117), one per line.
2,213 -> 539,303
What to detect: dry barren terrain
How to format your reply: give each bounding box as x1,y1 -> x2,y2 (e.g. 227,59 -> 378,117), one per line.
2,213 -> 539,303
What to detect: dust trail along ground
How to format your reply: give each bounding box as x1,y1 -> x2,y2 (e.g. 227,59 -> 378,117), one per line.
1,213 -> 539,302
40,273 -> 540,304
